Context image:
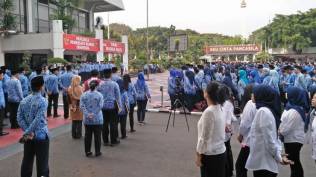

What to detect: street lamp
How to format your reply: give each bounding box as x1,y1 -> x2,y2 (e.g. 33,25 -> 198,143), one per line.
146,0 -> 150,80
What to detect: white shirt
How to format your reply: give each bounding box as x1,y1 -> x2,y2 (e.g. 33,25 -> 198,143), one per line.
222,101 -> 236,142
246,107 -> 283,174
196,105 -> 226,155
311,111 -> 316,160
239,100 -> 257,146
279,109 -> 305,144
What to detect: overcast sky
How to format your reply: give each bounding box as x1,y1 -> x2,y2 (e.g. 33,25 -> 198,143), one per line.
97,0 -> 316,36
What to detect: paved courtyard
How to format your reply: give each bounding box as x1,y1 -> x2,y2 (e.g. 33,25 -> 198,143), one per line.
0,112 -> 315,177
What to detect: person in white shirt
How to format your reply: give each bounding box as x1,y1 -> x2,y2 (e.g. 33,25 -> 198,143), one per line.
245,85 -> 292,177
279,87 -> 308,177
196,81 -> 229,177
222,93 -> 237,177
236,84 -> 256,177
310,88 -> 316,164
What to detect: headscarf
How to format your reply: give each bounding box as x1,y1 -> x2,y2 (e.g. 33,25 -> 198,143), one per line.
285,87 -> 309,129
253,85 -> 282,129
69,75 -> 82,100
136,72 -> 146,89
223,71 -> 238,98
239,70 -> 249,85
117,79 -> 125,93
169,69 -> 177,78
249,70 -> 261,84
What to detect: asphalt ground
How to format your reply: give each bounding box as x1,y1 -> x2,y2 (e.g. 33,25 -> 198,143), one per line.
0,113 -> 315,177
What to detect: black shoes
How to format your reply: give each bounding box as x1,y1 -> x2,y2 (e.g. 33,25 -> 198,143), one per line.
95,152 -> 102,157
0,132 -> 9,136
53,115 -> 61,118
86,152 -> 93,157
130,129 -> 136,133
110,140 -> 120,146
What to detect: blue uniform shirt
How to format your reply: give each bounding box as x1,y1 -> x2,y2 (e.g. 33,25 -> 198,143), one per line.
168,77 -> 176,95
183,76 -> 196,95
2,73 -> 10,93
112,74 -> 122,82
17,92 -> 49,140
134,82 -> 151,101
119,92 -> 130,116
59,72 -> 74,95
45,74 -> 59,94
80,90 -> 104,125
19,74 -> 29,97
97,79 -> 122,110
127,84 -> 137,105
6,78 -> 23,102
0,80 -> 5,108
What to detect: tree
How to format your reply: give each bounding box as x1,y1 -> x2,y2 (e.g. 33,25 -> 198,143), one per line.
0,0 -> 16,31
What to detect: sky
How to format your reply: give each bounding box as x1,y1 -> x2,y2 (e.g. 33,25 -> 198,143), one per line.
97,0 -> 316,37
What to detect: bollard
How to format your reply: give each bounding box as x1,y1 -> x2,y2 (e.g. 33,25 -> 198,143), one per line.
160,86 -> 164,107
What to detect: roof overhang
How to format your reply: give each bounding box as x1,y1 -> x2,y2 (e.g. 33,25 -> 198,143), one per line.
85,0 -> 125,12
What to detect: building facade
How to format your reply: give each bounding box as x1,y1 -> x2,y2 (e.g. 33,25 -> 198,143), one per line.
0,0 -> 124,69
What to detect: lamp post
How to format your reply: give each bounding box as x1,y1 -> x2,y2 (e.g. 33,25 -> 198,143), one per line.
146,0 -> 150,80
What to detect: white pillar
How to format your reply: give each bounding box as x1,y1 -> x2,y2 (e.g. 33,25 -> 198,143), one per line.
122,35 -> 129,72
52,20 -> 64,58
95,29 -> 104,62
0,40 -> 4,66
252,54 -> 256,62
26,0 -> 34,33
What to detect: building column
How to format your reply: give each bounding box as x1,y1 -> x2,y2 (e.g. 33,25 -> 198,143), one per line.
0,40 -> 4,66
52,20 -> 64,58
26,0 -> 34,33
122,35 -> 129,72
96,29 -> 104,62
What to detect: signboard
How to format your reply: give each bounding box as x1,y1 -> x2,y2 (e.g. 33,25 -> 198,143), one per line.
205,44 -> 261,55
103,40 -> 125,54
168,35 -> 188,52
63,34 -> 100,52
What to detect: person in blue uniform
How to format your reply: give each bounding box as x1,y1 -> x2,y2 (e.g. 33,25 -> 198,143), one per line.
45,67 -> 60,118
97,68 -> 121,146
168,69 -> 177,109
184,70 -> 196,111
17,76 -> 49,177
294,66 -> 307,91
1,66 -> 10,118
19,67 -> 29,98
7,69 -> 24,129
117,79 -> 130,139
59,65 -> 74,119
195,65 -> 205,102
123,74 -> 137,132
0,69 -> 9,136
135,72 -> 151,125
111,67 -> 121,82
80,80 -> 104,157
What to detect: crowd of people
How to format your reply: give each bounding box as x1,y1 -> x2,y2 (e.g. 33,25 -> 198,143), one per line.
0,63 -> 151,177
166,62 -> 316,177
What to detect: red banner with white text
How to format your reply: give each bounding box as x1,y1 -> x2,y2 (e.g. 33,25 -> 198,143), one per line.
103,40 -> 125,54
63,34 -> 100,52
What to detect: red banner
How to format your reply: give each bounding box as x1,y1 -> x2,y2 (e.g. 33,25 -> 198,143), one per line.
205,44 -> 261,55
103,40 -> 125,54
63,34 -> 100,52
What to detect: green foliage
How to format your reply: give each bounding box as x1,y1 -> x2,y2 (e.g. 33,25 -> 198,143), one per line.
0,0 -> 16,31
249,9 -> 316,53
255,52 -> 271,63
48,58 -> 69,64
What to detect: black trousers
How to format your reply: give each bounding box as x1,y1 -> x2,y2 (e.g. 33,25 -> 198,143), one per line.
137,100 -> 147,123
284,143 -> 304,177
201,152 -> 226,177
84,125 -> 102,154
62,95 -> 69,119
102,109 -> 119,144
184,94 -> 195,111
235,146 -> 250,177
129,104 -> 135,131
253,170 -> 277,177
21,137 -> 49,177
47,93 -> 59,117
8,101 -> 19,129
225,140 -> 234,177
169,94 -> 176,109
72,120 -> 82,139
0,108 -> 4,133
4,93 -> 8,118
119,115 -> 127,138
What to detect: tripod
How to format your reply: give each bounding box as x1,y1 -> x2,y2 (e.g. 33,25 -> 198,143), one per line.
165,98 -> 190,132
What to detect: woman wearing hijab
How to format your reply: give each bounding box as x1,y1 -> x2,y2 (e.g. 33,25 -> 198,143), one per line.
236,84 -> 256,177
245,85 -> 292,177
279,87 -> 308,177
196,82 -> 229,177
263,70 -> 280,94
249,70 -> 261,85
223,70 -> 238,100
135,72 -> 151,125
117,79 -> 130,139
68,75 -> 83,139
202,68 -> 213,90
123,74 -> 137,132
184,70 -> 197,111
237,70 -> 248,101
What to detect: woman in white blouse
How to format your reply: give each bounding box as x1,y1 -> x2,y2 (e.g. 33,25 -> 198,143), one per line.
310,89 -> 316,163
279,87 -> 308,177
245,85 -> 292,177
196,82 -> 229,177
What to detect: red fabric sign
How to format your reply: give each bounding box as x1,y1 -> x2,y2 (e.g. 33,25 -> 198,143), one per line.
63,34 -> 100,52
205,44 -> 261,55
103,40 -> 125,54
